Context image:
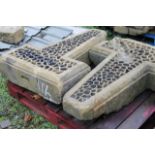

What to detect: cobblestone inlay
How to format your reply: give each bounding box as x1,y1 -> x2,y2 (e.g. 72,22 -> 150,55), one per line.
72,38 -> 155,101
11,30 -> 99,74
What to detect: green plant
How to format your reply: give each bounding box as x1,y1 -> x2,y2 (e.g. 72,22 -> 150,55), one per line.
0,74 -> 57,129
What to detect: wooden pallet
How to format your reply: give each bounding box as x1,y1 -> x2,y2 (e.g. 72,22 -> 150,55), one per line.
7,81 -> 155,129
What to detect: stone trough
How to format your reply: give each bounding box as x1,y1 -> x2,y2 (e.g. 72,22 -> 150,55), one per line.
2,27 -> 155,121
0,29 -> 106,104
63,38 -> 155,120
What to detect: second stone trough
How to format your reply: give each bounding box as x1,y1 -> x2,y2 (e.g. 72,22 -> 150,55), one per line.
63,38 -> 155,120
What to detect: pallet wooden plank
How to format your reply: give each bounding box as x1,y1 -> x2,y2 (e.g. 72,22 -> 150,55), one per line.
7,81 -> 155,129
7,81 -> 84,128
140,113 -> 155,129
89,90 -> 152,129
117,93 -> 155,129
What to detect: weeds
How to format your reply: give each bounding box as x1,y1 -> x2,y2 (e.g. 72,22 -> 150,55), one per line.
0,74 -> 57,129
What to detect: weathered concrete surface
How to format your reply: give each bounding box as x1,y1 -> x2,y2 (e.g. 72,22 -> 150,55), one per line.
113,26 -> 154,36
63,38 -> 155,120
0,26 -> 24,44
0,30 -> 107,104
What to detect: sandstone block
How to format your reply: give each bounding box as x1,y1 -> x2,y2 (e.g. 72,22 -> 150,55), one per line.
113,26 -> 154,36
0,26 -> 24,44
113,26 -> 128,34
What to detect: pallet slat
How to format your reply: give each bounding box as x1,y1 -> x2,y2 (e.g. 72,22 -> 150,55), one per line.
89,91 -> 152,129
117,94 -> 155,129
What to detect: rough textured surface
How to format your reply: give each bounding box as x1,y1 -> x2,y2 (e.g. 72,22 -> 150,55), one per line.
63,38 -> 155,120
10,30 -> 100,74
0,30 -> 106,104
113,26 -> 154,36
0,26 -> 24,44
0,120 -> 11,128
10,46 -> 76,74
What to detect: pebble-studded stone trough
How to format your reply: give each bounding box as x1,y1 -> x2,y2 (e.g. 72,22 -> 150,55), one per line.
0,29 -> 106,105
1,28 -> 155,120
63,38 -> 155,120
